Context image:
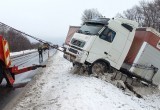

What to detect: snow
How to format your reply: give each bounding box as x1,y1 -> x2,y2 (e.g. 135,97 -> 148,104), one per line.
10,49 -> 37,57
7,51 -> 160,110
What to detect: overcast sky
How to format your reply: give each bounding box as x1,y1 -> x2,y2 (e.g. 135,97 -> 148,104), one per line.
0,0 -> 151,44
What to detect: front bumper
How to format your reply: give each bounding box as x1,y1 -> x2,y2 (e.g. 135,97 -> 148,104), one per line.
63,52 -> 76,63
64,47 -> 88,64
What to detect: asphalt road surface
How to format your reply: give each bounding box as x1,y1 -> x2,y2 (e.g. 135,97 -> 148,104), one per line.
0,49 -> 56,109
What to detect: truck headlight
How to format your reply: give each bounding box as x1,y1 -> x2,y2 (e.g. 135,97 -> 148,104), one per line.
78,51 -> 84,57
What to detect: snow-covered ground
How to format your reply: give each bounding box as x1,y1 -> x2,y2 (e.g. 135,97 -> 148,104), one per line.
6,51 -> 160,110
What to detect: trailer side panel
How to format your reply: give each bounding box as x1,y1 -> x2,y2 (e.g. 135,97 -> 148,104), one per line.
125,28 -> 160,64
129,42 -> 160,85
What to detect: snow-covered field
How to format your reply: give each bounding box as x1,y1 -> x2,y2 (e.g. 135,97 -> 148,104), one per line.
6,51 -> 160,110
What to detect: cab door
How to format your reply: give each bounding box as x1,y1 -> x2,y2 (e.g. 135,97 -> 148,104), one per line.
87,27 -> 117,65
88,25 -> 130,66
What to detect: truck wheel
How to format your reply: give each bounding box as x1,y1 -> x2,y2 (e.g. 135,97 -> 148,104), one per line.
89,61 -> 108,76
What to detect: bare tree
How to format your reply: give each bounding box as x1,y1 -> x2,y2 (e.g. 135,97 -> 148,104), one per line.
0,26 -> 34,52
5,29 -> 32,52
123,6 -> 145,27
81,8 -> 103,24
31,42 -> 41,49
0,23 -> 9,37
154,0 -> 160,31
138,0 -> 160,31
118,0 -> 160,32
115,13 -> 124,18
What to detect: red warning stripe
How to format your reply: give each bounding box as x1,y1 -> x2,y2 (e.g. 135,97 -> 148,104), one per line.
2,39 -> 11,67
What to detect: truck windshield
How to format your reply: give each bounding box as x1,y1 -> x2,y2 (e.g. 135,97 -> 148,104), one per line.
77,23 -> 104,35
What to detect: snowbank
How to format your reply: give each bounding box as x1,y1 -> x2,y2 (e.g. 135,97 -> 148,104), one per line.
7,51 -> 160,110
10,49 -> 37,58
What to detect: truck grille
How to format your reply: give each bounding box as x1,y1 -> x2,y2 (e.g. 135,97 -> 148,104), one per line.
71,38 -> 85,48
68,48 -> 78,54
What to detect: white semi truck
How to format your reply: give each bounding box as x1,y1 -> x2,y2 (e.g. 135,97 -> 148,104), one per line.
64,18 -> 160,86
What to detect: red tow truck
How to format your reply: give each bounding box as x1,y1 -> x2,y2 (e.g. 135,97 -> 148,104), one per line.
0,35 -> 45,87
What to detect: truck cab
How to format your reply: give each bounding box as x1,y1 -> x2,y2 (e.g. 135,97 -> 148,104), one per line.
64,18 -> 138,74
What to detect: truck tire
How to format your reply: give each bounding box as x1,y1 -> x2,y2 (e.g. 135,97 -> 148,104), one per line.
89,61 -> 109,76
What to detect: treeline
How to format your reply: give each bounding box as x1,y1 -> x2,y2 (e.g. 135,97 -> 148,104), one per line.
0,24 -> 40,52
81,9 -> 103,24
117,0 -> 160,32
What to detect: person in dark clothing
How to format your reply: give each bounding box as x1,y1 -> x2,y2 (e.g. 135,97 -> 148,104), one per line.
106,31 -> 114,42
38,47 -> 43,63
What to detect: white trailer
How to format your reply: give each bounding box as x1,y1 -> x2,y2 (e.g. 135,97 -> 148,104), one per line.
123,42 -> 160,85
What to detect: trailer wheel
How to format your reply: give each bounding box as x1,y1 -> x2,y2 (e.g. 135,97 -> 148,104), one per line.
89,61 -> 109,76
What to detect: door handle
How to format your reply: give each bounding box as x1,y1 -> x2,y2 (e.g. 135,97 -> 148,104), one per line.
104,52 -> 111,57
104,52 -> 108,55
